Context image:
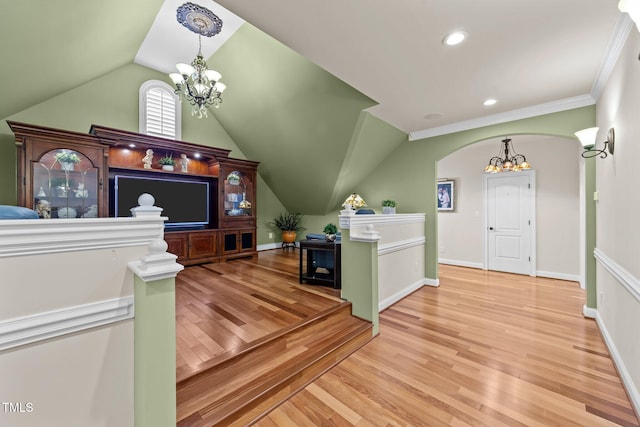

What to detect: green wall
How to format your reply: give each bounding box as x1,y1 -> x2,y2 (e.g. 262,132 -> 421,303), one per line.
0,62 -> 285,245
352,106 -> 596,300
208,24 -> 380,215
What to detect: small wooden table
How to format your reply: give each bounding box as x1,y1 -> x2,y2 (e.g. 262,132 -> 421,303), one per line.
299,239 -> 341,289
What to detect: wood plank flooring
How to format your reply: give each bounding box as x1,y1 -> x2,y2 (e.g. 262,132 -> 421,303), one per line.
175,249 -> 342,382
257,264 -> 640,426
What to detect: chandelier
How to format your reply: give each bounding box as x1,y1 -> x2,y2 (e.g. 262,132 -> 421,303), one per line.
169,3 -> 226,118
483,137 -> 532,173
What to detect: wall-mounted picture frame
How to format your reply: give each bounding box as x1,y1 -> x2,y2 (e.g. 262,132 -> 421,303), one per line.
437,180 -> 454,211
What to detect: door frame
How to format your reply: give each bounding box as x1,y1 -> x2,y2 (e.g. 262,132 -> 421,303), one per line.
482,170 -> 537,276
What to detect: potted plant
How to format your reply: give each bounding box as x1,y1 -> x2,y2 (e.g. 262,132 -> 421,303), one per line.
382,200 -> 397,214
323,223 -> 338,242
158,153 -> 176,171
55,150 -> 81,171
270,212 -> 305,245
227,171 -> 241,185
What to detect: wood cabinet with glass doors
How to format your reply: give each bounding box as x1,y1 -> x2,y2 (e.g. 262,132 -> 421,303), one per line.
217,158 -> 259,259
9,121 -> 260,263
9,121 -> 109,219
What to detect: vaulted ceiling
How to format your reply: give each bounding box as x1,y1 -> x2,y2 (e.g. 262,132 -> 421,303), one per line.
0,0 -> 627,213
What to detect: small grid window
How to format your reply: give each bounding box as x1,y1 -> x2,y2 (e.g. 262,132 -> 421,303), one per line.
139,80 -> 181,140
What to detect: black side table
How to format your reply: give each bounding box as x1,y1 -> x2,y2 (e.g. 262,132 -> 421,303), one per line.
299,239 -> 341,289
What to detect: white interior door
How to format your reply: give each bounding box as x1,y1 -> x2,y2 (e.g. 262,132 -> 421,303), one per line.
484,171 -> 535,275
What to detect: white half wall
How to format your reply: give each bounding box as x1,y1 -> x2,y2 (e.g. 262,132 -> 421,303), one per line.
0,217 -> 164,427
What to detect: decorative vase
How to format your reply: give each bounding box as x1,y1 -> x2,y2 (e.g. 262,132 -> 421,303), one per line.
162,165 -> 174,171
60,161 -> 75,172
282,230 -> 296,244
57,207 -> 77,219
325,233 -> 336,242
382,207 -> 396,214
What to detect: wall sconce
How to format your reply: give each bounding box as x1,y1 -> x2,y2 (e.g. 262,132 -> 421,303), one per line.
574,127 -> 615,158
619,0 -> 640,31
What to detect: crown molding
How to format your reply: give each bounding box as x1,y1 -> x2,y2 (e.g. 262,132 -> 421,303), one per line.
591,14 -> 634,101
409,94 -> 595,141
409,14 -> 634,142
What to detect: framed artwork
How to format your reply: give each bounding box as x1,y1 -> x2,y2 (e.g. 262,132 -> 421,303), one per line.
437,180 -> 454,211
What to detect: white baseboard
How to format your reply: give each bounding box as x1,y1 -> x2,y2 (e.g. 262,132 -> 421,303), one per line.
379,279 -> 424,311
582,305 -> 597,319
424,277 -> 440,287
593,309 -> 640,417
0,296 -> 134,351
258,242 -> 281,251
536,270 -> 581,283
438,258 -> 483,269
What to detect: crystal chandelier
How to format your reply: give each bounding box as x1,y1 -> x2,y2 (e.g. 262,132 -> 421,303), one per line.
483,137 -> 532,173
169,3 -> 226,118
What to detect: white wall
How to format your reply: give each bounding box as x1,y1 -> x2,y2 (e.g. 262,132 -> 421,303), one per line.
593,27 -> 640,414
438,136 -> 582,280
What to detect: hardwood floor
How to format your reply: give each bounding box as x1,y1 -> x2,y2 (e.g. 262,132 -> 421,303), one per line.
175,249 -> 342,382
257,264 -> 640,426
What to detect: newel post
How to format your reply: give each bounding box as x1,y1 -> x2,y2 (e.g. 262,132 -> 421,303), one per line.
128,194 -> 184,427
339,210 -> 382,335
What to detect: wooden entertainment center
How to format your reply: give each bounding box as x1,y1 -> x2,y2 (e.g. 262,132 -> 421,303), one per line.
9,121 -> 259,264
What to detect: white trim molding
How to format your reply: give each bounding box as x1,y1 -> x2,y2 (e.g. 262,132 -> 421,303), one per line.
0,296 -> 134,351
258,242 -> 282,251
128,239 -> 184,282
438,258 -> 483,269
0,217 -> 166,258
536,270 -> 581,284
339,212 -> 425,230
594,248 -> 640,303
379,279 -> 424,311
424,278 -> 440,287
379,237 -> 425,256
593,310 -> 640,416
582,305 -> 597,319
409,95 -> 595,141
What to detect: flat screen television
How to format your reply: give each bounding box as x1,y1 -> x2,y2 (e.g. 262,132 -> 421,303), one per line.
112,174 -> 212,228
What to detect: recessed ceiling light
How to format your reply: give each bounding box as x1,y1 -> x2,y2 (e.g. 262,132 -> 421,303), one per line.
443,31 -> 467,46
129,143 -> 136,148
424,112 -> 444,120
483,98 -> 497,106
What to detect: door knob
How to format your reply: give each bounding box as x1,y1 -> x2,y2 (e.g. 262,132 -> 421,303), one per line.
489,227 -> 494,230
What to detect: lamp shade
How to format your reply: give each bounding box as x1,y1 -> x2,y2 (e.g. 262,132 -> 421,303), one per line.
204,69 -> 222,82
176,63 -> 195,77
575,127 -> 599,149
619,0 -> 640,31
342,193 -> 367,209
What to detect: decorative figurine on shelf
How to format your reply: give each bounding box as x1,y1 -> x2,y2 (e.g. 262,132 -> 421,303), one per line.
180,153 -> 189,173
35,199 -> 51,219
74,182 -> 88,198
82,205 -> 98,218
142,149 -> 154,169
36,187 -> 46,197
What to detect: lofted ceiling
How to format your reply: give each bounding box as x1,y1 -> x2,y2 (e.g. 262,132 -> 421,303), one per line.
0,1 -> 630,214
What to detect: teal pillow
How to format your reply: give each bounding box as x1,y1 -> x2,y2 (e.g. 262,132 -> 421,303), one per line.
0,205 -> 39,219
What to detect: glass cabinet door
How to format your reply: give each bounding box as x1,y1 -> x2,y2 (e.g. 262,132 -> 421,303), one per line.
32,149 -> 98,219
223,170 -> 253,218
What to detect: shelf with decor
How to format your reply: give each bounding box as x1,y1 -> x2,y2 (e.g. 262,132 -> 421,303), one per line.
9,121 -> 260,264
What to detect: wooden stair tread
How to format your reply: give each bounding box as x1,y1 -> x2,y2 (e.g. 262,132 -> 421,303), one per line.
176,300 -> 372,426
176,301 -> 353,384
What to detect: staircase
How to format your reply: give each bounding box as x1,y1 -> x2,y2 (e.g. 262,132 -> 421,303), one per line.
176,301 -> 372,426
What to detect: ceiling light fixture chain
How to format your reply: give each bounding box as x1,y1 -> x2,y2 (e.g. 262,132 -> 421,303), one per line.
483,137 -> 532,173
169,2 -> 226,119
